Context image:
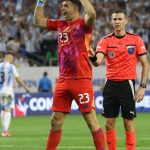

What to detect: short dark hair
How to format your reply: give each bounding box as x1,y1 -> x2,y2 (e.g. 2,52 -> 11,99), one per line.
44,72 -> 48,76
112,9 -> 127,17
60,0 -> 82,11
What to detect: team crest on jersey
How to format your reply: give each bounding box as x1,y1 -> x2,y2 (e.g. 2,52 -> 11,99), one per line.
127,46 -> 135,55
108,50 -> 115,58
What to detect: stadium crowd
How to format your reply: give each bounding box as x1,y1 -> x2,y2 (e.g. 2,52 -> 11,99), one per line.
0,0 -> 150,66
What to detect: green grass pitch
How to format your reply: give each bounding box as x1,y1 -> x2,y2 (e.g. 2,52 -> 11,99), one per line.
0,113 -> 150,150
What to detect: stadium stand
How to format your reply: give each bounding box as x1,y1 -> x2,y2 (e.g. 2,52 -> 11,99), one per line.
0,0 -> 150,66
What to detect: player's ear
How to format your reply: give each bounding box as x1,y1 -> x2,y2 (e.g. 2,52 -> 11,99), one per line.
125,18 -> 128,25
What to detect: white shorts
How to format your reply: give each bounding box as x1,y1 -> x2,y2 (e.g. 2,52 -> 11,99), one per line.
0,93 -> 14,110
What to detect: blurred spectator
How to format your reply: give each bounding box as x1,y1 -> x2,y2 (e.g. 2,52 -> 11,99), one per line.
6,37 -> 20,52
24,32 -> 36,53
14,52 -> 30,67
38,71 -> 52,92
0,31 -> 6,53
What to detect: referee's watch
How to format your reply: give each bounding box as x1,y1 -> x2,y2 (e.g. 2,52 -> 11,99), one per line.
140,83 -> 146,88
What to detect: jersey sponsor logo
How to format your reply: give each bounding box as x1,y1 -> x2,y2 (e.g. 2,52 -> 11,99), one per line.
108,50 -> 115,58
127,46 -> 135,55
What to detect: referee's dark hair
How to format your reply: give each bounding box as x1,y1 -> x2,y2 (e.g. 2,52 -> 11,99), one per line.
112,9 -> 127,17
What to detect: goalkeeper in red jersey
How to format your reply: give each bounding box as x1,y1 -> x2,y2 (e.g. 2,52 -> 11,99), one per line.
89,10 -> 149,150
34,0 -> 105,150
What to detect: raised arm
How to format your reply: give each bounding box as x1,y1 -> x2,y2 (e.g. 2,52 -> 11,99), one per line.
34,0 -> 47,27
80,0 -> 96,27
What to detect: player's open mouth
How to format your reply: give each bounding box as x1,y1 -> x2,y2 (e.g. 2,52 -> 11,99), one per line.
63,12 -> 68,17
115,25 -> 120,28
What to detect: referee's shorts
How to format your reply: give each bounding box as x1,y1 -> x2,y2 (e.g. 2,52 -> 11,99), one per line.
102,80 -> 136,119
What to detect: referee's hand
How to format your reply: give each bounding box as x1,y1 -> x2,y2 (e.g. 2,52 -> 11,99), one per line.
134,87 -> 145,103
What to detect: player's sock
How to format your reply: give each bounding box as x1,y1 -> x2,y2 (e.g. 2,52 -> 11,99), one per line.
126,130 -> 136,150
3,111 -> 11,132
46,129 -> 62,150
0,110 -> 5,132
92,128 -> 105,150
106,129 -> 116,150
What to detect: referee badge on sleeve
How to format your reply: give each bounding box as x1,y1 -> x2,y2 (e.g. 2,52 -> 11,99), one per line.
127,46 -> 135,55
108,50 -> 115,58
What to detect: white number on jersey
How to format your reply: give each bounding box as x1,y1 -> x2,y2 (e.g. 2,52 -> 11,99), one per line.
59,33 -> 69,43
0,72 -> 5,84
78,93 -> 90,104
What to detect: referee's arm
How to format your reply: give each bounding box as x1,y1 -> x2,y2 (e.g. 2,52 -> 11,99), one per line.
135,54 -> 149,102
89,51 -> 105,67
139,54 -> 149,86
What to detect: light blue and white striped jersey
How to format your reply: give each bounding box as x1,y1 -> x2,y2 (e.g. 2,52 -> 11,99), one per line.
0,62 -> 19,97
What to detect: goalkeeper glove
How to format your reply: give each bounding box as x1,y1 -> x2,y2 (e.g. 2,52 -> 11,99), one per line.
36,0 -> 46,7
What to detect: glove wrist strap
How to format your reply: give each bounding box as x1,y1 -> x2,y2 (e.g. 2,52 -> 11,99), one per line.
36,0 -> 45,7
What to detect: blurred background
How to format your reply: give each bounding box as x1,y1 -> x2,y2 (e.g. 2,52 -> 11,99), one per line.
0,0 -> 150,67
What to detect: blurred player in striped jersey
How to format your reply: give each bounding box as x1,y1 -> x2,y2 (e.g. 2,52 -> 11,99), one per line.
34,0 -> 105,150
0,50 -> 30,137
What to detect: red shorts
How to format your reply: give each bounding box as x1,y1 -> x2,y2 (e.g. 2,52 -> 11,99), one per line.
51,78 -> 95,113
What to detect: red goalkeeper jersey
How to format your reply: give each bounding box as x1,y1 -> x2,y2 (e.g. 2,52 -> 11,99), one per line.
96,32 -> 147,81
47,18 -> 93,79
